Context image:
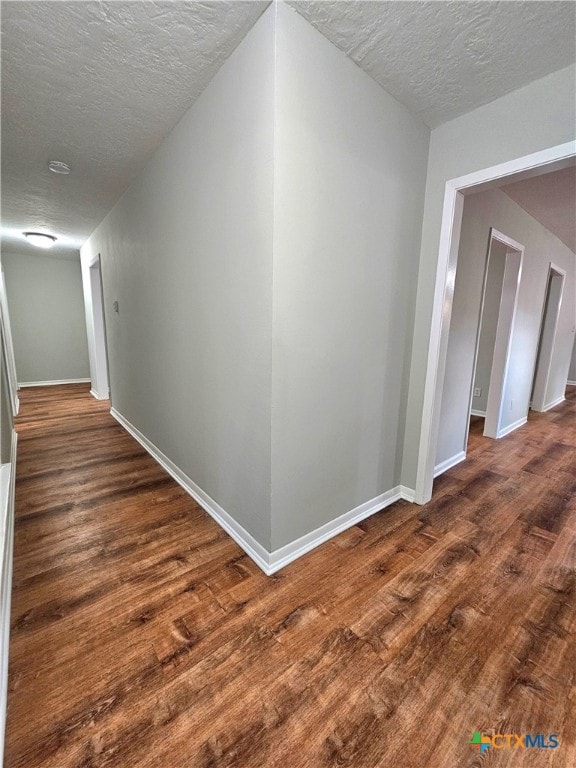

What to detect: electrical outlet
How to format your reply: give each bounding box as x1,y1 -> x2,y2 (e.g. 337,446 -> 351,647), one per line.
473,387 -> 481,397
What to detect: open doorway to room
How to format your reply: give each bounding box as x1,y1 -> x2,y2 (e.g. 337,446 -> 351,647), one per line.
87,255 -> 110,400
469,229 -> 524,440
417,142 -> 575,504
530,264 -> 566,412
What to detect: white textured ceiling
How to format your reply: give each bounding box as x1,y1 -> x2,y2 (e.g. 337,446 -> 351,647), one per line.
289,1 -> 576,127
1,0 -> 269,259
1,1 -> 575,262
500,166 -> 576,253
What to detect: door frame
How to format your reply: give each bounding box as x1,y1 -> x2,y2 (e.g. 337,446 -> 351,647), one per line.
531,262 -> 567,411
465,229 -> 524,446
87,253 -> 110,400
0,268 -> 19,417
482,231 -> 524,439
414,140 -> 575,504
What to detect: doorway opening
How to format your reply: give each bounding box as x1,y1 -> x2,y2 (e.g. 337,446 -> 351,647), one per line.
530,264 -> 566,412
414,141 -> 575,504
88,255 -> 110,400
469,229 -> 524,440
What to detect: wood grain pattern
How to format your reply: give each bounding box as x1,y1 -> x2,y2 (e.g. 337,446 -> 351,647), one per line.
5,383 -> 576,767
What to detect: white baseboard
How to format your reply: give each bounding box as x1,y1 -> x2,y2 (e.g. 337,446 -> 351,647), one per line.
434,451 -> 466,478
90,388 -> 109,400
0,430 -> 17,767
110,407 -> 414,575
567,380 -> 576,387
110,408 -> 272,573
399,485 -> 416,503
497,416 -> 528,439
268,485 -> 415,574
470,409 -> 486,417
19,378 -> 90,388
541,395 -> 566,411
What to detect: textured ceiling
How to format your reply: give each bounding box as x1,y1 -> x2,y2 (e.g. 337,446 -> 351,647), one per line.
1,0 -> 269,259
289,1 -> 576,128
1,1 -> 575,262
500,166 -> 576,253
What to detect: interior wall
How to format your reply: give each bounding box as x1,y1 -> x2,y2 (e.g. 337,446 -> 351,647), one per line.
403,64 -> 576,490
81,7 -> 275,548
2,253 -> 89,384
436,187 -> 575,468
472,241 -> 507,414
271,3 -> 430,548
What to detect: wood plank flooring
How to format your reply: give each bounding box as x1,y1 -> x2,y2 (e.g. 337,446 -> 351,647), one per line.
5,384 -> 576,767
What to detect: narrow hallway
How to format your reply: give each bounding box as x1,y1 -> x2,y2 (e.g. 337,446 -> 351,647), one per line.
5,385 -> 576,767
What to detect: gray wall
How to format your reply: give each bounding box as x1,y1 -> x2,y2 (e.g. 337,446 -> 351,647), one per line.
403,64 -> 576,490
271,3 -> 429,548
2,252 -> 89,384
569,338 -> 576,383
0,353 -> 12,464
472,241 -> 507,414
436,187 -> 575,468
81,8 -> 275,548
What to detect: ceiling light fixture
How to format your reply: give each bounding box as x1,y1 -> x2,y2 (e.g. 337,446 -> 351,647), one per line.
23,232 -> 57,249
48,160 -> 71,175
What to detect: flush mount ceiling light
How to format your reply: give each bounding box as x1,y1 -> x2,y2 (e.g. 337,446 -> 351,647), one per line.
23,232 -> 57,249
48,160 -> 71,175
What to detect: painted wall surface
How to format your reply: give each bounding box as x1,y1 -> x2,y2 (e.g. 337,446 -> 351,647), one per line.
81,8 -> 274,548
2,253 -> 89,384
403,65 -> 576,488
271,4 -> 429,548
472,241 -> 507,414
436,187 -> 575,468
569,338 -> 576,383
0,360 -> 11,464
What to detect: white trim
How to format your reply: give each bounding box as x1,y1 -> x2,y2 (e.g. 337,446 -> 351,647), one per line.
90,388 -> 109,400
0,430 -> 17,767
0,269 -> 19,418
470,409 -> 486,417
540,395 -> 566,412
268,486 -> 414,574
531,263 -> 567,412
18,378 -> 90,388
484,231 -> 524,440
415,140 -> 576,505
434,451 -> 466,478
399,485 -> 416,503
567,381 -> 576,387
110,408 -> 273,573
496,416 -> 527,439
110,407 -> 414,575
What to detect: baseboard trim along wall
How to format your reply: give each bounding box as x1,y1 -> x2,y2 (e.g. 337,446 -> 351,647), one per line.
0,430 -> 17,768
542,395 -> 566,412
110,407 -> 415,575
90,388 -> 109,401
470,409 -> 486,417
497,416 -> 528,439
434,451 -> 466,478
19,378 -> 91,388
567,380 -> 576,386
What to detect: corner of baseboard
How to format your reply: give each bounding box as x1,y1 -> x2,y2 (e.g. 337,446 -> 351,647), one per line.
109,407 -> 272,574
399,485 -> 416,502
434,451 -> 466,478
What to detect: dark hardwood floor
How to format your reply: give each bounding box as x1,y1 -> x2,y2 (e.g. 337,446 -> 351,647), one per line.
5,384 -> 576,767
